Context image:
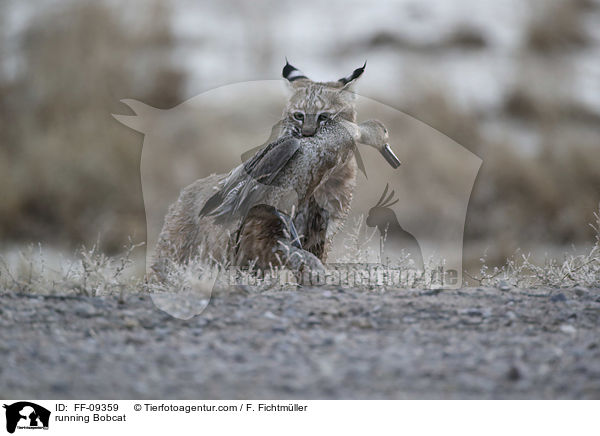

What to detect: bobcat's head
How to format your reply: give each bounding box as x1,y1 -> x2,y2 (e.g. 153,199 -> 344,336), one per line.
281,60 -> 365,137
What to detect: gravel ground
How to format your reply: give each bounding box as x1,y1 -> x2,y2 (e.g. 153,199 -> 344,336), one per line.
1,286 -> 600,399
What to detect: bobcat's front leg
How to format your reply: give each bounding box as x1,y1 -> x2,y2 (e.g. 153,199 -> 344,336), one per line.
234,204 -> 325,276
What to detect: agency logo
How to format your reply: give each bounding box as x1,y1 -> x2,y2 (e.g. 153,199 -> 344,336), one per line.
366,183 -> 424,270
3,402 -> 50,434
113,65 -> 481,318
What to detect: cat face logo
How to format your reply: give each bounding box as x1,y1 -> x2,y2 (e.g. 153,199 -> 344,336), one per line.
3,402 -> 50,434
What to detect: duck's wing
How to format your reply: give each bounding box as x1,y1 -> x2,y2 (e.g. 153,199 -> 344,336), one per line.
199,136 -> 301,221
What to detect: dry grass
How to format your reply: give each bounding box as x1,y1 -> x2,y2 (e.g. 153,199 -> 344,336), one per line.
0,241 -> 142,297
1,203 -> 597,297
465,203 -> 600,288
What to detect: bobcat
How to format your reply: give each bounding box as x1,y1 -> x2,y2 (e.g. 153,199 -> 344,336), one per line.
151,61 -> 396,280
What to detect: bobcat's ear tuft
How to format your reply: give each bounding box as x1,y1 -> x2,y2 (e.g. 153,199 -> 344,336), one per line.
339,61 -> 366,89
282,59 -> 308,82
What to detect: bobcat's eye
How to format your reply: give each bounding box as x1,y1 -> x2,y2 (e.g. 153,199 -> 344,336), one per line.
293,112 -> 304,121
318,113 -> 331,123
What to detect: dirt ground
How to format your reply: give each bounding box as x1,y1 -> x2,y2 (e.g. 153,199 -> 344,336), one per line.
1,286 -> 599,399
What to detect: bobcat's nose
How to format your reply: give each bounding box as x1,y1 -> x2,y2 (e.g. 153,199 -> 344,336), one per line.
301,124 -> 317,137
301,115 -> 318,136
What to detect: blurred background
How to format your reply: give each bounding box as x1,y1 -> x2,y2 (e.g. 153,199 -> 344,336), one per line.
1,0 -> 599,274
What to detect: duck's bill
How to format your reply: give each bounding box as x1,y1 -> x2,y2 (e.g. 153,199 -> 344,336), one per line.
380,144 -> 401,168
